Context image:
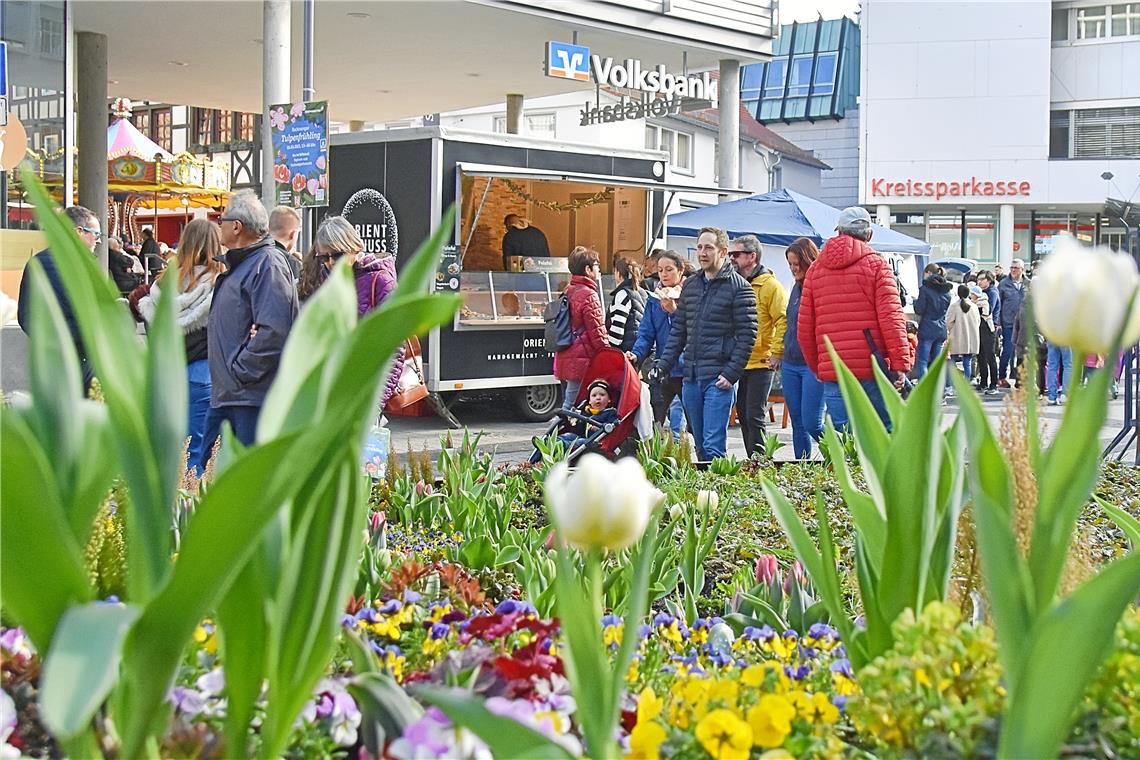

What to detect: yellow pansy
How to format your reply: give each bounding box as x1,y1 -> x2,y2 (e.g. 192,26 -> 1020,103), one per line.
695,708 -> 753,760
629,721 -> 666,759
741,664 -> 767,687
707,678 -> 740,707
638,687 -> 665,723
809,692 -> 839,725
746,694 -> 796,748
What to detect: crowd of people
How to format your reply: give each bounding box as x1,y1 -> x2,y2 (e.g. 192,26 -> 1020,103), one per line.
17,191 -> 404,475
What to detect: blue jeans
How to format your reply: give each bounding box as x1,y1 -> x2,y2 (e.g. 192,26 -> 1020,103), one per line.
999,325 -> 1016,380
824,379 -> 892,434
201,404 -> 262,471
781,361 -> 825,459
186,360 -> 212,475
949,354 -> 974,387
916,337 -> 943,379
668,395 -> 685,440
681,378 -> 736,461
1046,345 -> 1073,401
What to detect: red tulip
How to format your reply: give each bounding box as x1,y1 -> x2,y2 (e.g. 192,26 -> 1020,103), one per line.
755,554 -> 778,585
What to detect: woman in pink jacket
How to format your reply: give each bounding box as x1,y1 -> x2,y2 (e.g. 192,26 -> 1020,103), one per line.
554,246 -> 609,410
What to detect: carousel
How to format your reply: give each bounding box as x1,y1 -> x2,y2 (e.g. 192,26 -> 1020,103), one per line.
13,98 -> 231,243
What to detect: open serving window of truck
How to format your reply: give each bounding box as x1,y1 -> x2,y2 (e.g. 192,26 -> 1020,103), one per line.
328,127 -> 720,423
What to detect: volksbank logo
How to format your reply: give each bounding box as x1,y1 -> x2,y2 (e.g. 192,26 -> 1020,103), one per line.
546,41 -> 590,81
544,41 -> 716,104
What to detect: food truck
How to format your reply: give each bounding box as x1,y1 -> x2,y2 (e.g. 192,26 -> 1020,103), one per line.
328,127 -> 719,422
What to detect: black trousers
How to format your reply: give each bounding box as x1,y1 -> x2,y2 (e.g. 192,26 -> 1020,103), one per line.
978,323 -> 998,389
737,367 -> 775,458
650,376 -> 684,428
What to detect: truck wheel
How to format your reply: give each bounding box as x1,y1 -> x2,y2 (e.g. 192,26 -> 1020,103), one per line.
516,384 -> 561,421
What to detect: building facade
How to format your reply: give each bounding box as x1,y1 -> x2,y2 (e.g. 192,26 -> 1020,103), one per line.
742,16 -> 862,207
859,0 -> 1140,266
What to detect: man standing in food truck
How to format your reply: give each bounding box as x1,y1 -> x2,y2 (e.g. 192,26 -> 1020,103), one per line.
652,226 -> 757,461
501,214 -> 551,269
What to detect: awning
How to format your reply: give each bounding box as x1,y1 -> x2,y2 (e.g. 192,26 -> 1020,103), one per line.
455,162 -> 727,196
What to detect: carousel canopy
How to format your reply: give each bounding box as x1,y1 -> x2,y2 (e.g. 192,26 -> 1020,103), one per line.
107,117 -> 174,161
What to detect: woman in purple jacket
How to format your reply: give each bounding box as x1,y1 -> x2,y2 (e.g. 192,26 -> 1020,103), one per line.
314,216 -> 405,408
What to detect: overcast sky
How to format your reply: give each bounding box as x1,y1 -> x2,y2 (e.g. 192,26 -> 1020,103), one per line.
778,0 -> 862,23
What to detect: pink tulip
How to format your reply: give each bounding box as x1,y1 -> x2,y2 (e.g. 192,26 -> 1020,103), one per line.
369,511 -> 385,535
783,559 -> 807,593
755,554 -> 778,585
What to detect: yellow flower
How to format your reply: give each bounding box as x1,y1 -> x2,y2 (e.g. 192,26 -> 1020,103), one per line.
915,668 -> 931,688
809,692 -> 839,725
786,690 -> 813,719
604,623 -> 624,648
638,687 -> 665,724
626,658 -> 641,683
759,751 -> 795,760
629,721 -> 666,759
193,623 -> 218,654
746,694 -> 795,748
707,678 -> 739,707
741,664 -> 767,687
695,709 -> 753,760
831,671 -> 858,696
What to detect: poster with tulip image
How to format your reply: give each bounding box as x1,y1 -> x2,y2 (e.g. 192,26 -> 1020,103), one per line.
270,100 -> 328,208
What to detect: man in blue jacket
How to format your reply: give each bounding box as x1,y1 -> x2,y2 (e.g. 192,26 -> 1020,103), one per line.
202,190 -> 298,453
997,258 -> 1027,387
16,205 -> 103,390
653,227 -> 757,461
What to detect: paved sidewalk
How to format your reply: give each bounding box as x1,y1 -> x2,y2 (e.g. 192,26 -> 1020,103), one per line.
387,387 -> 1137,466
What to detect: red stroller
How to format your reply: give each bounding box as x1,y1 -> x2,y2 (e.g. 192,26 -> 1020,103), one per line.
533,348 -> 643,463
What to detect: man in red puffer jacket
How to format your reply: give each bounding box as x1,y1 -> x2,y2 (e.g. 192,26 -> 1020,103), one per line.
798,206 -> 910,431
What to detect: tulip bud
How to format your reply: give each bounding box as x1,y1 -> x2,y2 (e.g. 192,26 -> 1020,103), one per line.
1033,237 -> 1140,355
783,559 -> 807,593
544,453 -> 662,551
369,511 -> 385,535
755,554 -> 778,585
668,503 -> 684,520
696,490 -> 719,512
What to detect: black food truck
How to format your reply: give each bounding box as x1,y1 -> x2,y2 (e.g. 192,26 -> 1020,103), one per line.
328,126 -> 719,422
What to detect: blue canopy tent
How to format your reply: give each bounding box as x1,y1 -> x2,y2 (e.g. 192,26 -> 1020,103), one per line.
666,188 -> 931,255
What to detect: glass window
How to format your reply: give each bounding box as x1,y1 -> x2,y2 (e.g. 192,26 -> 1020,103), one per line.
764,60 -> 787,98
236,112 -> 256,142
1112,3 -> 1140,35
492,115 -> 507,133
786,56 -> 814,98
526,113 -> 556,139
965,214 -> 998,262
675,131 -> 692,172
216,109 -> 232,144
38,16 -> 64,58
927,214 -> 963,259
1073,106 -> 1140,157
1052,8 -> 1070,41
133,109 -> 151,137
1077,5 -> 1108,38
1049,110 -> 1071,158
812,52 -> 838,96
194,108 -> 213,145
741,64 -> 764,101
645,125 -> 656,150
153,108 -> 173,151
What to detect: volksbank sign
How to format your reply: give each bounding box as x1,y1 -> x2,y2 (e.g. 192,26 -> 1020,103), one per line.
545,41 -> 716,104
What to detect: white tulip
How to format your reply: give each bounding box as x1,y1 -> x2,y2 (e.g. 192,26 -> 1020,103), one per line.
668,503 -> 684,520
696,490 -> 719,512
544,453 -> 662,551
1033,237 -> 1140,355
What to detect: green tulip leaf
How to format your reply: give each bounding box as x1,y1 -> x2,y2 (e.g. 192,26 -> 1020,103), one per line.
1094,494 -> 1140,548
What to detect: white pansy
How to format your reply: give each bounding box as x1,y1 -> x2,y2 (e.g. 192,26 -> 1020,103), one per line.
544,453 -> 661,551
1033,236 -> 1140,355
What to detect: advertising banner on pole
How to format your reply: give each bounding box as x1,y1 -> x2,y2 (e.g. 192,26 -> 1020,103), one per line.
269,100 -> 328,207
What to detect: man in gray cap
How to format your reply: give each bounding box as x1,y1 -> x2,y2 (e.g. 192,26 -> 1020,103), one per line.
796,206 -> 911,431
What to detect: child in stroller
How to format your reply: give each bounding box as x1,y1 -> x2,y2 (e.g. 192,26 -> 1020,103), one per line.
530,379 -> 618,463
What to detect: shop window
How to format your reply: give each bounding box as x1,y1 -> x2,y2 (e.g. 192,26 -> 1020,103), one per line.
153,108 -> 173,152
1053,8 -> 1071,41
1112,3 -> 1140,35
812,52 -> 838,96
216,110 -> 233,144
1049,110 -> 1071,158
764,60 -> 787,98
236,112 -> 256,142
1077,5 -> 1108,38
1073,106 -> 1140,157
39,16 -> 64,58
965,214 -> 998,262
786,56 -> 814,98
927,214 -> 963,259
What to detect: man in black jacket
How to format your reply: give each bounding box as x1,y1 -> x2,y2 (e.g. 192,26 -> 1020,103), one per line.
913,263 -> 954,378
16,204 -> 103,389
202,190 -> 298,454
107,236 -> 143,295
654,226 -> 757,460
501,215 -> 551,269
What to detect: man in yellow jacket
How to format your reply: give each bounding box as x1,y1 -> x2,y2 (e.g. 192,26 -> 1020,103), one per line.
729,235 -> 788,457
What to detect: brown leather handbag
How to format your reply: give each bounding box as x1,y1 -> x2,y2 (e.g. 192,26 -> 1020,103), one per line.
387,335 -> 429,409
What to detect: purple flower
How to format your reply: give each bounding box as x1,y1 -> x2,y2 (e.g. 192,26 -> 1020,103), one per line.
403,590 -> 422,603
429,623 -> 450,640
830,658 -> 854,678
379,599 -> 403,615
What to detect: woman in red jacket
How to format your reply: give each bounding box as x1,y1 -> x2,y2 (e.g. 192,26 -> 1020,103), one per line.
797,207 -> 911,431
554,246 -> 609,409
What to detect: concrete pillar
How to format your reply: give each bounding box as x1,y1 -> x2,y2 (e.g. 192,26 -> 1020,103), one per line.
876,205 -> 891,229
505,94 -> 524,135
77,32 -> 109,268
717,59 -> 740,199
999,204 -> 1015,269
349,120 -> 365,132
262,0 -> 290,203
